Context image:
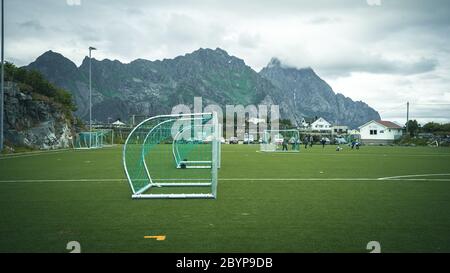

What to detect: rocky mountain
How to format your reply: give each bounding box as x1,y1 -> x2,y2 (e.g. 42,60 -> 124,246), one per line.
259,58 -> 380,127
2,63 -> 75,151
26,48 -> 379,128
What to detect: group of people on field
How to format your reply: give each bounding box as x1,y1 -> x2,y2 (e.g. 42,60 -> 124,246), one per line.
303,135 -> 315,149
279,135 -> 361,151
302,135 -> 362,151
301,135 -> 327,149
281,137 -> 299,151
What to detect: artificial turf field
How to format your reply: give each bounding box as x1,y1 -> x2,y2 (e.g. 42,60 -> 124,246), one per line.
1,144 -> 450,253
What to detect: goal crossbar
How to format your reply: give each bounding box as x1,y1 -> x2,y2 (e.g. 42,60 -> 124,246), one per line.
123,112 -> 220,199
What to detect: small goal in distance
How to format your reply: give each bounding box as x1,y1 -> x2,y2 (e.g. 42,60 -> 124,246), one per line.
73,129 -> 114,149
260,129 -> 300,152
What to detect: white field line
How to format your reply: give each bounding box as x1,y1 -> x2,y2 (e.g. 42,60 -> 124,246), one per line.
220,178 -> 450,181
1,177 -> 450,183
378,174 -> 450,180
256,152 -> 450,157
0,179 -> 126,183
1,149 -> 449,159
0,146 -> 122,160
0,150 -> 72,160
0,149 -> 71,156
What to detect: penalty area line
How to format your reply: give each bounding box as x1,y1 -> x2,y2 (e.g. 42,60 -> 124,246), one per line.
1,177 -> 450,183
0,150 -> 70,160
378,173 -> 450,180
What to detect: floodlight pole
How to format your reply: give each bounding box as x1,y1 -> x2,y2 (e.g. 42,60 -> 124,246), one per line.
89,46 -> 96,148
0,0 -> 4,152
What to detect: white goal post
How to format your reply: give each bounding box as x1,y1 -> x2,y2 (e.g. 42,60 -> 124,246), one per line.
123,112 -> 220,199
260,129 -> 300,152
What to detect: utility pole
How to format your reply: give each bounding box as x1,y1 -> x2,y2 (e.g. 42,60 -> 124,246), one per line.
406,101 -> 410,134
88,46 -> 96,148
0,0 -> 4,152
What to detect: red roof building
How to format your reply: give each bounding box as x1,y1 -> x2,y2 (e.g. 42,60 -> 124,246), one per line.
358,120 -> 404,145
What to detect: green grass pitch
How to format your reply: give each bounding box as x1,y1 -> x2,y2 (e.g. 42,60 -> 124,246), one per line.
1,145 -> 450,252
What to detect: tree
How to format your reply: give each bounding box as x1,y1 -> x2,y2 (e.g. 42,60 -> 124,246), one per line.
406,120 -> 420,136
4,62 -> 76,115
279,119 -> 294,129
422,122 -> 441,133
422,122 -> 450,134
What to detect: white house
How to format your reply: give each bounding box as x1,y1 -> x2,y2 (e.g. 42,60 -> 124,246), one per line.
310,117 -> 332,132
359,120 -> 403,145
331,125 -> 349,135
299,118 -> 308,128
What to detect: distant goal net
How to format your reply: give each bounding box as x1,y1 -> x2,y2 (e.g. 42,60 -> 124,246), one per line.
260,129 -> 300,152
73,129 -> 114,149
123,112 -> 220,199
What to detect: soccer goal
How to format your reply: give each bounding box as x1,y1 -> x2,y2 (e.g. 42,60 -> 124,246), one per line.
173,123 -> 221,169
73,131 -> 102,149
73,129 -> 114,149
260,129 -> 300,152
98,129 -> 115,147
123,112 -> 220,199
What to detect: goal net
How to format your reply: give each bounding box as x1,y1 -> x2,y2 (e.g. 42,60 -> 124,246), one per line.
260,129 -> 300,152
73,131 -> 102,149
98,129 -> 114,147
73,129 -> 114,149
123,112 -> 220,199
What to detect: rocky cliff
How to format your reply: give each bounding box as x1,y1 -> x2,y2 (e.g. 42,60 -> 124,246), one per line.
259,58 -> 380,128
3,81 -> 73,151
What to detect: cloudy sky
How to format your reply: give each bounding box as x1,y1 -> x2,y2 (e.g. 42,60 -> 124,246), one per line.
6,0 -> 450,124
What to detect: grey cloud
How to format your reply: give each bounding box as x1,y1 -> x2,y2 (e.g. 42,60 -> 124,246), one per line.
4,0 -> 450,124
18,20 -> 44,31
238,32 -> 261,49
320,56 -> 438,77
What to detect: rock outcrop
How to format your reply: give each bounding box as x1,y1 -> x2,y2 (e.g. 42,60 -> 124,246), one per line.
4,82 -> 73,150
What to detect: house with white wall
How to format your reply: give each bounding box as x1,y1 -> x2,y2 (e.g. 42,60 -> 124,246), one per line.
331,125 -> 348,135
310,117 -> 332,132
299,117 -> 314,129
359,120 -> 403,145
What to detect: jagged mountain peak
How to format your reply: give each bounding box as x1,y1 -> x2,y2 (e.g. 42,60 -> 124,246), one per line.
25,48 -> 380,128
264,57 -> 314,74
80,56 -> 125,69
259,59 -> 380,127
190,47 -> 230,56
29,50 -> 78,71
178,47 -> 243,63
267,57 -> 282,68
37,50 -> 67,60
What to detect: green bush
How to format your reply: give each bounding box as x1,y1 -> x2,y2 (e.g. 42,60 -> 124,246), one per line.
5,62 -> 76,113
394,135 -> 429,146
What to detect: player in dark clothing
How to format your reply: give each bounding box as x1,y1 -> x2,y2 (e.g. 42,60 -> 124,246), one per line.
321,137 -> 326,148
282,138 -> 288,151
303,136 -> 309,149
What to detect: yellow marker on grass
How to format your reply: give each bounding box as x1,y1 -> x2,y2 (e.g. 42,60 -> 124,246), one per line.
144,235 -> 166,241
